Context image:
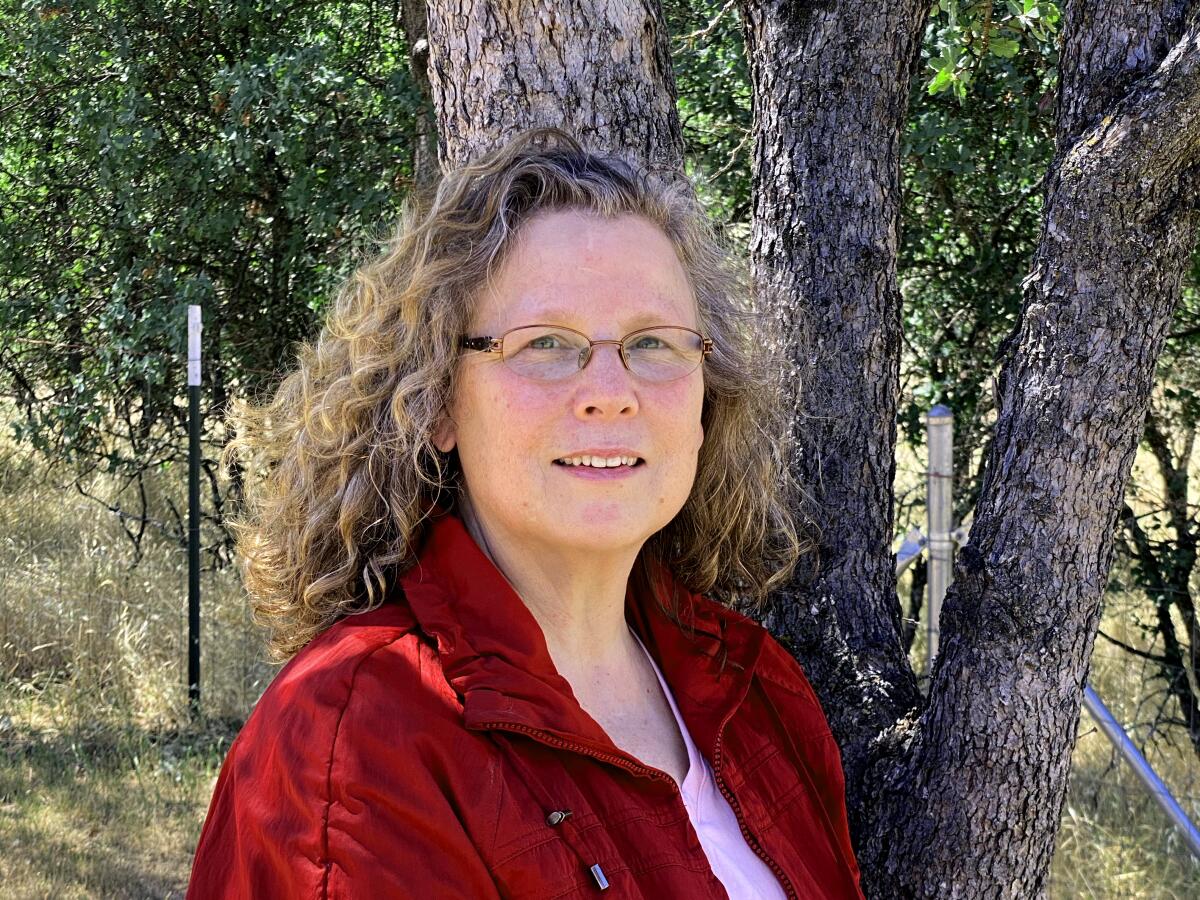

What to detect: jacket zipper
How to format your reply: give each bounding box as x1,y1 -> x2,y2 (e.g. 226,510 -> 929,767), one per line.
479,718 -> 799,900
478,720 -> 689,890
711,712 -> 799,900
476,719 -> 678,787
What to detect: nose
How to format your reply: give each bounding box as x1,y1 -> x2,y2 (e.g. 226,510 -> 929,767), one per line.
574,340 -> 638,419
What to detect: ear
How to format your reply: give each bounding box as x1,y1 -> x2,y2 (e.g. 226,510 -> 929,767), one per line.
432,413 -> 457,454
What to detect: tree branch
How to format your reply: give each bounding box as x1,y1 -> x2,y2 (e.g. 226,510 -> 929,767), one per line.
1063,21 -> 1200,220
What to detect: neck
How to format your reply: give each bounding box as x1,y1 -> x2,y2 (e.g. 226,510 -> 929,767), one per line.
456,494 -> 643,672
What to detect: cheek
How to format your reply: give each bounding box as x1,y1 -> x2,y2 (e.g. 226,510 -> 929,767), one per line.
674,381 -> 706,450
460,377 -> 549,463
653,382 -> 705,487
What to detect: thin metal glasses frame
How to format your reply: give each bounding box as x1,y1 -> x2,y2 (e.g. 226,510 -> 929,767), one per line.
458,323 -> 714,380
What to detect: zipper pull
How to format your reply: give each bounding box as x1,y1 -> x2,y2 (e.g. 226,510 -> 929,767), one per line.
545,809 -> 573,826
589,863 -> 610,890
544,811 -> 607,891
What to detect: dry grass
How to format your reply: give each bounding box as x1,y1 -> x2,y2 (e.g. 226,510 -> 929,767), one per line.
0,437 -> 273,898
1047,568 -> 1200,900
1,430 -> 1198,897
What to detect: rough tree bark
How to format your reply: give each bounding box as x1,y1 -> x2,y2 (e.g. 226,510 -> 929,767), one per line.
737,0 -> 1200,896
733,0 -> 931,804
422,0 -> 1200,896
424,0 -> 683,171
399,0 -> 442,189
867,4 -> 1199,895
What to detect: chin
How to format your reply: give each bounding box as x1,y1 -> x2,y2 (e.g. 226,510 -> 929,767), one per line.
549,503 -> 651,538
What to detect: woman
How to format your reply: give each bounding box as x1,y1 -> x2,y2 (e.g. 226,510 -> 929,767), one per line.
188,127 -> 864,899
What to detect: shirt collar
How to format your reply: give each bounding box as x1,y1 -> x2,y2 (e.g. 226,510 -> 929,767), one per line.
397,503 -> 766,761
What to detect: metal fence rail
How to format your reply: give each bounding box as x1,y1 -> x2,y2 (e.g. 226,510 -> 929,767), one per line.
900,402 -> 1200,864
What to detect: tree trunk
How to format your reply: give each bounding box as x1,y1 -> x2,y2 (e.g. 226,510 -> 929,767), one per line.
733,0 -> 931,784
860,2 -> 1200,895
424,0 -> 683,170
398,0 -> 441,189
422,1 -> 1200,895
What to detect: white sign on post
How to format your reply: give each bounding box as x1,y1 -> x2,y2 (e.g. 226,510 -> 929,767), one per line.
188,305 -> 202,386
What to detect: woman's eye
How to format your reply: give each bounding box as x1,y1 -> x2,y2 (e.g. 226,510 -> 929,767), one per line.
529,336 -> 562,350
632,336 -> 665,350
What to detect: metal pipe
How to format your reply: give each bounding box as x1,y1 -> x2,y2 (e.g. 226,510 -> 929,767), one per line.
1082,684 -> 1200,862
925,403 -> 953,671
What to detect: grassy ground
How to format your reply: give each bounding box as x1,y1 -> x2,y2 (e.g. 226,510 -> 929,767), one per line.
0,439 -> 271,898
2,437 -> 1198,897
0,696 -> 238,898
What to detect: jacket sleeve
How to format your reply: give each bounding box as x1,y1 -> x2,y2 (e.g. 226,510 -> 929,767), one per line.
187,634 -> 502,899
757,633 -> 865,897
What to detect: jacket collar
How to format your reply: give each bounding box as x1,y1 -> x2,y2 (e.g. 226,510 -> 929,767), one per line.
397,504 -> 766,766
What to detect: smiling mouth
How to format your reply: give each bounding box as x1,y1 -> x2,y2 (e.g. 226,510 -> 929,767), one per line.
552,457 -> 645,469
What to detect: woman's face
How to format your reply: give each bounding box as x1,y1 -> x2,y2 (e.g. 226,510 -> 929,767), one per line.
434,208 -> 706,556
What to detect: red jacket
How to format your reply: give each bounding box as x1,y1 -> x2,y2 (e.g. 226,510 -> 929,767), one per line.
188,508 -> 864,899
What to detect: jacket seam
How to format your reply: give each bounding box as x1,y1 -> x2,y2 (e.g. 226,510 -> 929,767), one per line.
747,777 -> 810,832
741,743 -> 784,778
317,631 -> 411,900
733,736 -> 781,773
486,737 -> 506,859
756,659 -> 817,698
755,671 -> 835,741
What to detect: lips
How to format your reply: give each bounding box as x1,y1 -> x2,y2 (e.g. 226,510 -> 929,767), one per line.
553,460 -> 644,478
551,448 -> 646,468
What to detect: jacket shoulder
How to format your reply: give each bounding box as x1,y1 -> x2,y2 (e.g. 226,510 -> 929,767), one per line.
243,599 -> 462,750
755,631 -> 835,734
188,601 -> 481,897
690,593 -> 834,737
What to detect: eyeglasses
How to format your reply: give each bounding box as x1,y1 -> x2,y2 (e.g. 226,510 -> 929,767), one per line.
458,324 -> 714,383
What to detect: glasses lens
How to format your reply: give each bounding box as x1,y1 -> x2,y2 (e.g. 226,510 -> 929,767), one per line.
623,328 -> 705,382
501,326 -> 589,381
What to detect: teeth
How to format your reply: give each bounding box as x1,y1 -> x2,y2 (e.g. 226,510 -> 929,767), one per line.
555,455 -> 640,467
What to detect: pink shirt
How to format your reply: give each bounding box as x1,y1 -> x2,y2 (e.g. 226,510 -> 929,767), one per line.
631,629 -> 789,900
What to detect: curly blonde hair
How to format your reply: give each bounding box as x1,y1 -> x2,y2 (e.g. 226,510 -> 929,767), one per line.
224,126 -> 813,662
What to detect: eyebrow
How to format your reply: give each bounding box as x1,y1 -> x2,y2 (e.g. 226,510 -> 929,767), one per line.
523,307 -> 682,330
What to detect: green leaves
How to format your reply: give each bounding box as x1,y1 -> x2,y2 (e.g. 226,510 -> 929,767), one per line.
664,0 -> 752,231
925,1 -> 1061,101
900,0 -> 1059,469
989,38 -> 1021,59
0,1 -> 423,477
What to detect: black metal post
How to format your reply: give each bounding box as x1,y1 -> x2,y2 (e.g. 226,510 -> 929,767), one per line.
188,305 -> 202,715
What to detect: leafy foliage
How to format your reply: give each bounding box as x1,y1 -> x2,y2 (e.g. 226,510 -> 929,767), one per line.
0,1 -> 420,500
664,0 -> 753,237
925,1 -> 1061,102
900,4 -> 1061,516
2,0 -> 1196,568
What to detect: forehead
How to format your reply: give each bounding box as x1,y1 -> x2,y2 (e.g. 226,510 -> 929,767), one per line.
472,209 -> 697,330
